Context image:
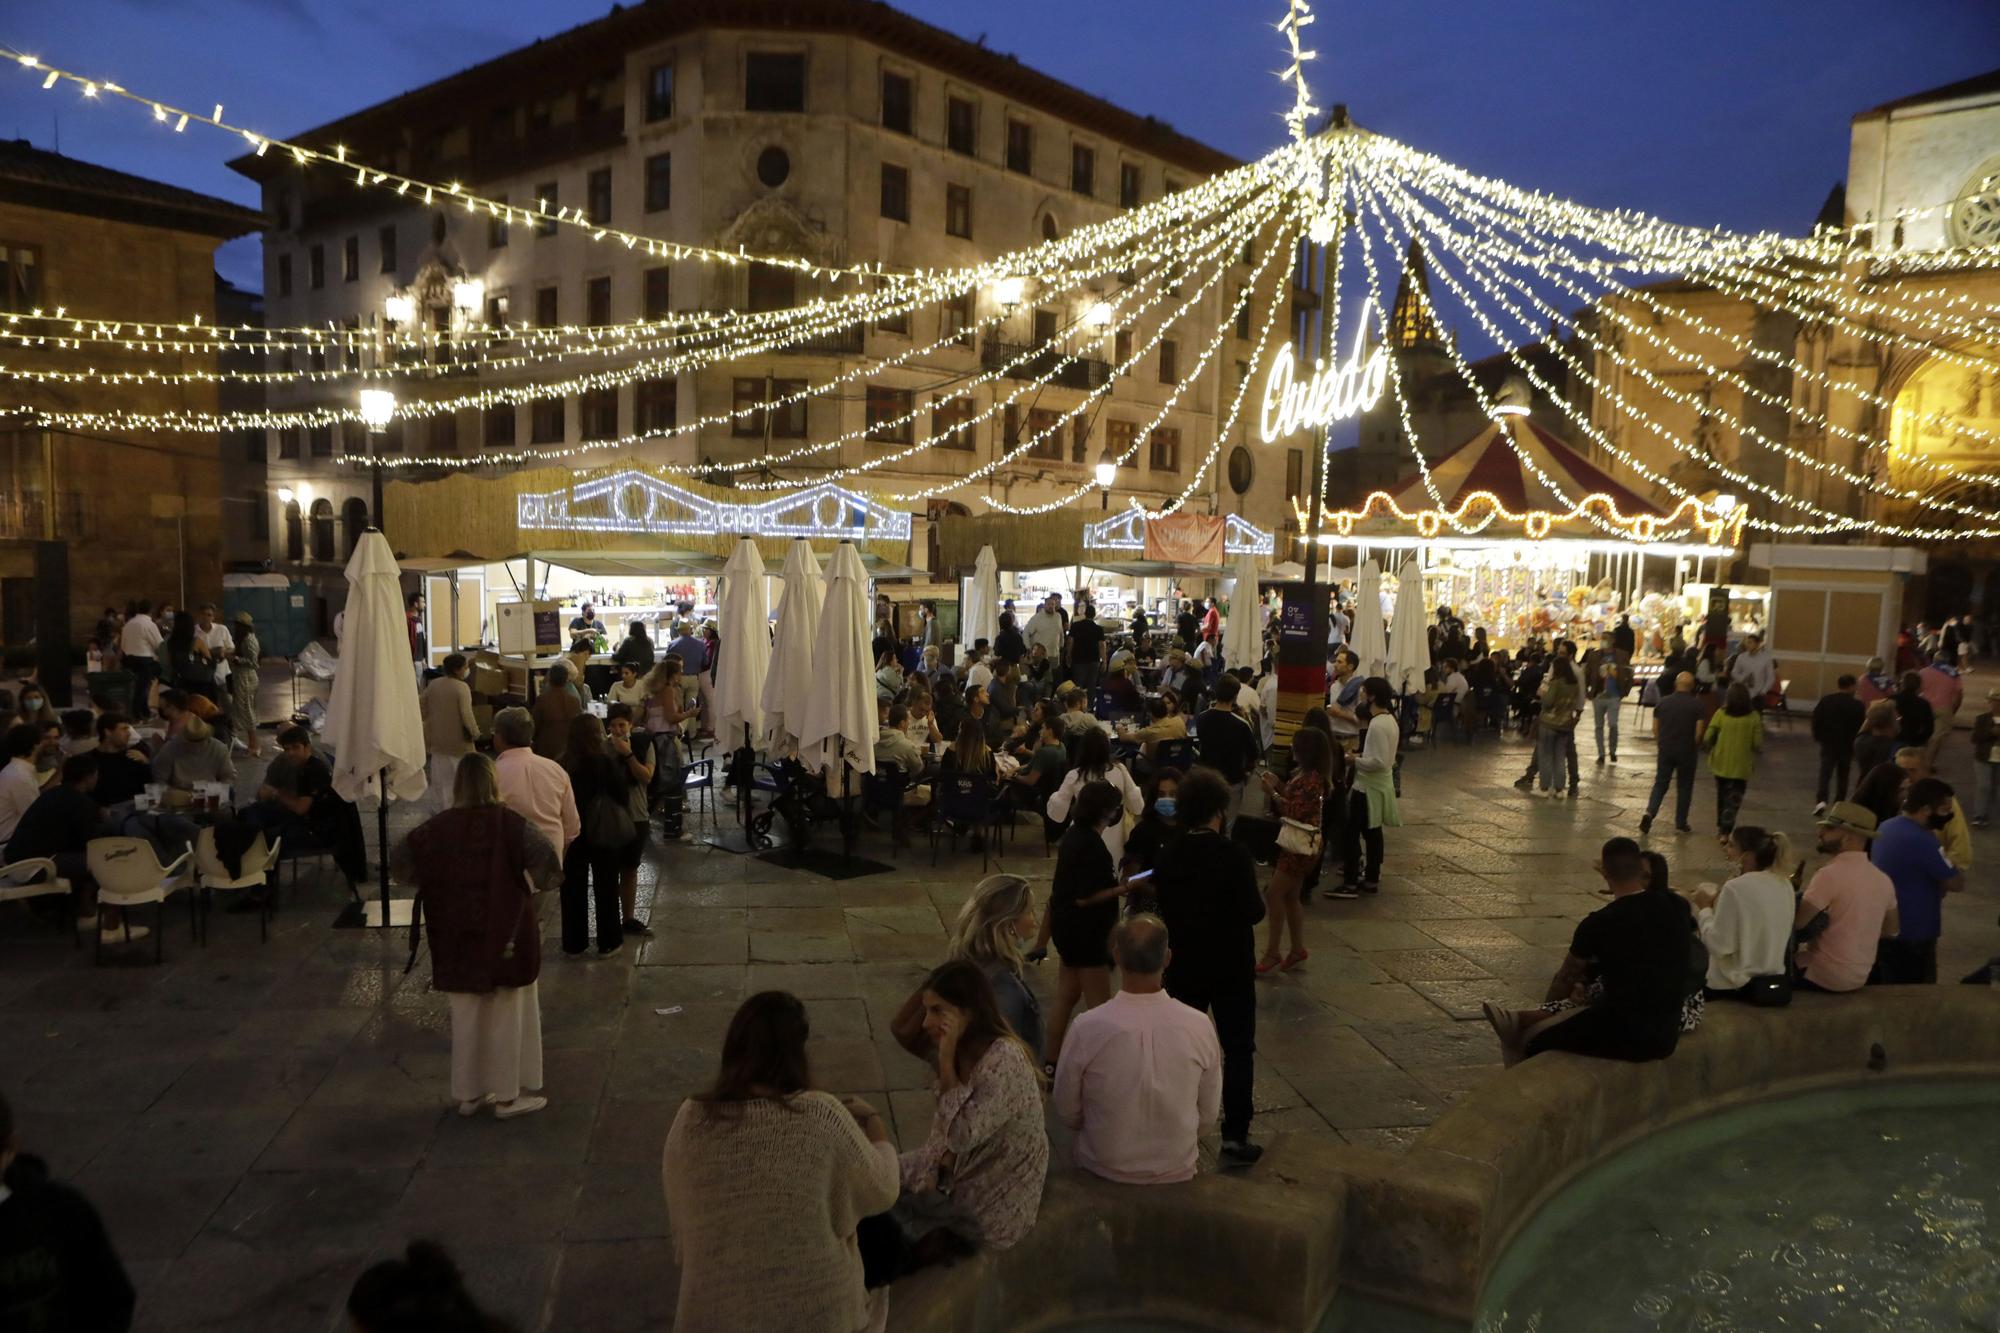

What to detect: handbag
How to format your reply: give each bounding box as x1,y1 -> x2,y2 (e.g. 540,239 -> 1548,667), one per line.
585,791 -> 636,847
1276,817 -> 1322,858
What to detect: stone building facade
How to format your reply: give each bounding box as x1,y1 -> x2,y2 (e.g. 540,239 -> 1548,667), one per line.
0,139 -> 261,649
234,0 -> 1295,585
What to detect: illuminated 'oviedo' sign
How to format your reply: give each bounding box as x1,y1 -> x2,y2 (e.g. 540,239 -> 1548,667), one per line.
1257,333 -> 1390,444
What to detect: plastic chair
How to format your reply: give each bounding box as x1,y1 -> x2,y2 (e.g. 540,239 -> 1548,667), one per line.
87,836 -> 194,964
0,854 -> 78,946
930,771 -> 1006,872
193,828 -> 280,943
681,758 -> 716,831
1154,739 -> 1197,773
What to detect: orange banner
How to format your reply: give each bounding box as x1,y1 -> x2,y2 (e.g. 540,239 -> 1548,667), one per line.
1143,514 -> 1225,565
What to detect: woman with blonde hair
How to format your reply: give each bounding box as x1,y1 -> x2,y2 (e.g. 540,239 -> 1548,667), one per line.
943,873 -> 1042,1052
644,655 -> 690,829
1686,824 -> 1797,999
393,752 -> 562,1120
943,715 -> 995,781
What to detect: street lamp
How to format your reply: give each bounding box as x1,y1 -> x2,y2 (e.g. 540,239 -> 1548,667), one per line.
1085,300 -> 1114,333
276,486 -> 294,506
451,278 -> 485,314
991,275 -> 1025,309
1094,446 -> 1117,508
358,388 -> 397,536
382,294 -> 416,326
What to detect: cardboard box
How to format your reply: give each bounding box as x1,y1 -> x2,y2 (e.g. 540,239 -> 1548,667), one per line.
468,651 -> 507,697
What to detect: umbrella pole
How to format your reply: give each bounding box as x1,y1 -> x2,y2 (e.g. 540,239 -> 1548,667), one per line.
377,764 -> 392,925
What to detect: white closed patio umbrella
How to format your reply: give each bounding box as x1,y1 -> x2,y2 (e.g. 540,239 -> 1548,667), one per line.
324,529 -> 427,925
1386,557 -> 1432,695
712,538 -> 771,747
798,542 -> 876,784
760,540 -> 824,759
713,539 -> 772,830
1352,558 -> 1389,679
1222,549 -> 1263,672
963,544 -> 1000,654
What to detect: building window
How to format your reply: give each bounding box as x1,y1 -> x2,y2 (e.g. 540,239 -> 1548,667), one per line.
309,425 -> 333,458
732,377 -> 806,438
308,244 -> 325,289
282,500 -> 304,560
933,396 -> 977,451
488,194 -> 509,249
485,292 -> 510,332
530,397 -> 565,444
644,152 -> 671,212
645,61 -> 674,121
1025,408 -> 1063,461
1159,338 -> 1178,385
580,387 -> 619,441
1071,143 -> 1095,197
378,224 -> 397,273
586,276 -> 612,326
945,184 -> 972,239
880,163 -> 909,223
878,305 -> 910,336
866,385 -> 913,443
0,244 -> 39,314
637,378 -> 677,433
745,52 -> 806,112
246,490 -> 269,542
277,428 -> 300,460
756,146 -> 791,188
946,95 -> 976,155
240,428 -> 265,464
1005,118 -> 1033,174
1107,419 -> 1136,469
1003,403 -> 1019,449
643,266 -> 671,320
309,500 -> 335,562
1114,329 -> 1132,369
1071,417 -> 1090,464
940,292 -> 973,348
535,182 -> 558,236
1120,162 -> 1142,209
484,404 -> 516,448
747,266 -> 795,312
881,70 -> 913,134
340,235 -> 358,282
341,421 -> 364,457
535,284 -> 559,327
426,413 -> 457,455
275,254 -> 292,298
1149,426 -> 1181,472
587,168 -> 612,225
1235,292 -> 1251,339
1032,309 -> 1059,347
1164,175 -> 1186,197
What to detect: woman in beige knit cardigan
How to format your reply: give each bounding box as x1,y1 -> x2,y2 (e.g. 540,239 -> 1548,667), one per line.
663,992 -> 899,1333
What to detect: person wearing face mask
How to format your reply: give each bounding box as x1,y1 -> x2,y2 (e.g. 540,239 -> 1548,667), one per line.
1122,768 -> 1184,908
1793,803 -> 1898,992
15,683 -> 48,724
1870,778 -> 1965,985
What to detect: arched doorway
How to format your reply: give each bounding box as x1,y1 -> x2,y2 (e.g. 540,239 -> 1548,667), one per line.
309,499 -> 336,562
284,500 -> 304,562
343,498 -> 370,555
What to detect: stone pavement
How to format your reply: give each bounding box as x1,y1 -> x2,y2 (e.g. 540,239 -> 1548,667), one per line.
2,707 -> 1995,1332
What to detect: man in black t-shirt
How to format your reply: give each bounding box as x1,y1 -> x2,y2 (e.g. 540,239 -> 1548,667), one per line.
1480,842 -> 1696,1066
1068,604 -> 1107,692
88,713 -> 153,808
1194,693 -> 1259,789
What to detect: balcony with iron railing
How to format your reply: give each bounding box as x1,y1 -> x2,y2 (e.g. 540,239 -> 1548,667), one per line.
981,339 -> 1112,391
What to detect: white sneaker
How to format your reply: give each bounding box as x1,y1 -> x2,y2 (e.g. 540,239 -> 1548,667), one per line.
1813,802 -> 1827,816
109,923 -> 151,943
494,1095 -> 548,1120
457,1095 -> 492,1117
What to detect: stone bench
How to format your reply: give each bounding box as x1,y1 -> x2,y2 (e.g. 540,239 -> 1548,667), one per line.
889,1136 -> 1349,1332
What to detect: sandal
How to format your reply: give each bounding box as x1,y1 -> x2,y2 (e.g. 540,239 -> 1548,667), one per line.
1254,954 -> 1283,977
1279,948 -> 1309,972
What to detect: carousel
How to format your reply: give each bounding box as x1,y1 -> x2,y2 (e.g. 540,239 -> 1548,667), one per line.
1302,394 -> 1746,652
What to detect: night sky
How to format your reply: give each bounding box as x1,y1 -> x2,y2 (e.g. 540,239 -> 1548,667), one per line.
1,0 -> 1994,294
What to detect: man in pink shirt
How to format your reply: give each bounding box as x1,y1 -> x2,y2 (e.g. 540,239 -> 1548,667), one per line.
1917,652 -> 1965,772
1794,802 -> 1899,992
1053,915 -> 1222,1185
491,706 -> 579,853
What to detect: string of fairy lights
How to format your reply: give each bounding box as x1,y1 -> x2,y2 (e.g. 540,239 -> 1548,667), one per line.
1361,160 -> 2000,523
0,12 -> 1994,543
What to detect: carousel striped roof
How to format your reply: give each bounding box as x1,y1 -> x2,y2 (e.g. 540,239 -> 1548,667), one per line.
1386,415 -> 1663,518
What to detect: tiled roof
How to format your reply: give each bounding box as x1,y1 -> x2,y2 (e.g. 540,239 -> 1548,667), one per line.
1858,67 -> 2000,118
0,138 -> 263,237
